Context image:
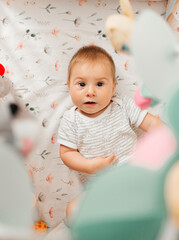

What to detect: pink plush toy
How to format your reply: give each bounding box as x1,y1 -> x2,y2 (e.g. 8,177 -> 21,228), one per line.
132,125 -> 177,169
134,87 -> 152,110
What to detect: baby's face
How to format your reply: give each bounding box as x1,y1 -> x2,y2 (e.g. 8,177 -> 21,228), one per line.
68,60 -> 116,117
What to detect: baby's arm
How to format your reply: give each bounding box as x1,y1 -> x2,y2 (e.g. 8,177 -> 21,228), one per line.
139,113 -> 163,132
60,145 -> 118,174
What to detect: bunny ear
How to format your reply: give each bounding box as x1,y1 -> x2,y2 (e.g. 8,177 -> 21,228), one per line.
120,0 -> 135,20
167,87 -> 179,141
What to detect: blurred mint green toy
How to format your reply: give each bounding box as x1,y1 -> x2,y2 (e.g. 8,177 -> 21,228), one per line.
71,9 -> 179,240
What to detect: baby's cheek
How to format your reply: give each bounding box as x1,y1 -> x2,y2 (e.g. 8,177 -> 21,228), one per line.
74,94 -> 84,106
102,93 -> 112,105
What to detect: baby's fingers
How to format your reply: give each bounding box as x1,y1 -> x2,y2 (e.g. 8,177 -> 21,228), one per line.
112,157 -> 119,164
106,154 -> 118,164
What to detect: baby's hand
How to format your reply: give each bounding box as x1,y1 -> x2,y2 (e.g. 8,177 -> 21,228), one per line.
89,154 -> 118,174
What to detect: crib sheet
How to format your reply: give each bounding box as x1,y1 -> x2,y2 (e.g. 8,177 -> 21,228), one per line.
0,0 -> 167,232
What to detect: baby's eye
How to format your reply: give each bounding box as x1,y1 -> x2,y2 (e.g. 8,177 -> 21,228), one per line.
79,82 -> 85,87
97,82 -> 103,87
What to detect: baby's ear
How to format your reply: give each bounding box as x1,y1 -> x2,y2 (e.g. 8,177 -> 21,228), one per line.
67,80 -> 70,89
112,81 -> 117,94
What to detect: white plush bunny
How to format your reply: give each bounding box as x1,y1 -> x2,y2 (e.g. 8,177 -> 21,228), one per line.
0,63 -> 34,237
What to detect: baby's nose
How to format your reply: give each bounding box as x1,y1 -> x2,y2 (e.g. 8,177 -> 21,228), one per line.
86,85 -> 95,96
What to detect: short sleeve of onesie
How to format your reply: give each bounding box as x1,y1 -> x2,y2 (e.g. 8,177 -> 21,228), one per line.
113,94 -> 148,127
57,107 -> 77,149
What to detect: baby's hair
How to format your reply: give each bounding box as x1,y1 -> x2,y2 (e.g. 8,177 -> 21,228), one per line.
67,45 -> 116,82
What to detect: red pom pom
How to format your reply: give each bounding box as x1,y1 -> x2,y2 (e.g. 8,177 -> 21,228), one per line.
0,64 -> 5,76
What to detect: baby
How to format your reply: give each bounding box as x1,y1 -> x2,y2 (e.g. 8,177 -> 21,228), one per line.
57,45 -> 162,218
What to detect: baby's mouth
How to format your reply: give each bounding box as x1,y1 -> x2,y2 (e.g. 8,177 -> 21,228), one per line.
84,101 -> 96,105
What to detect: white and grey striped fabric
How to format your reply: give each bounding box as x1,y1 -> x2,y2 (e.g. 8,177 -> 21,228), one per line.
58,95 -> 147,182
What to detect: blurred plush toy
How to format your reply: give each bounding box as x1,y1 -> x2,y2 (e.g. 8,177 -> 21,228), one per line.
131,9 -> 179,167
70,10 -> 179,240
105,0 -> 135,53
132,9 -> 179,229
0,72 -> 33,237
0,63 -> 43,238
132,6 -> 179,108
0,64 -> 39,156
